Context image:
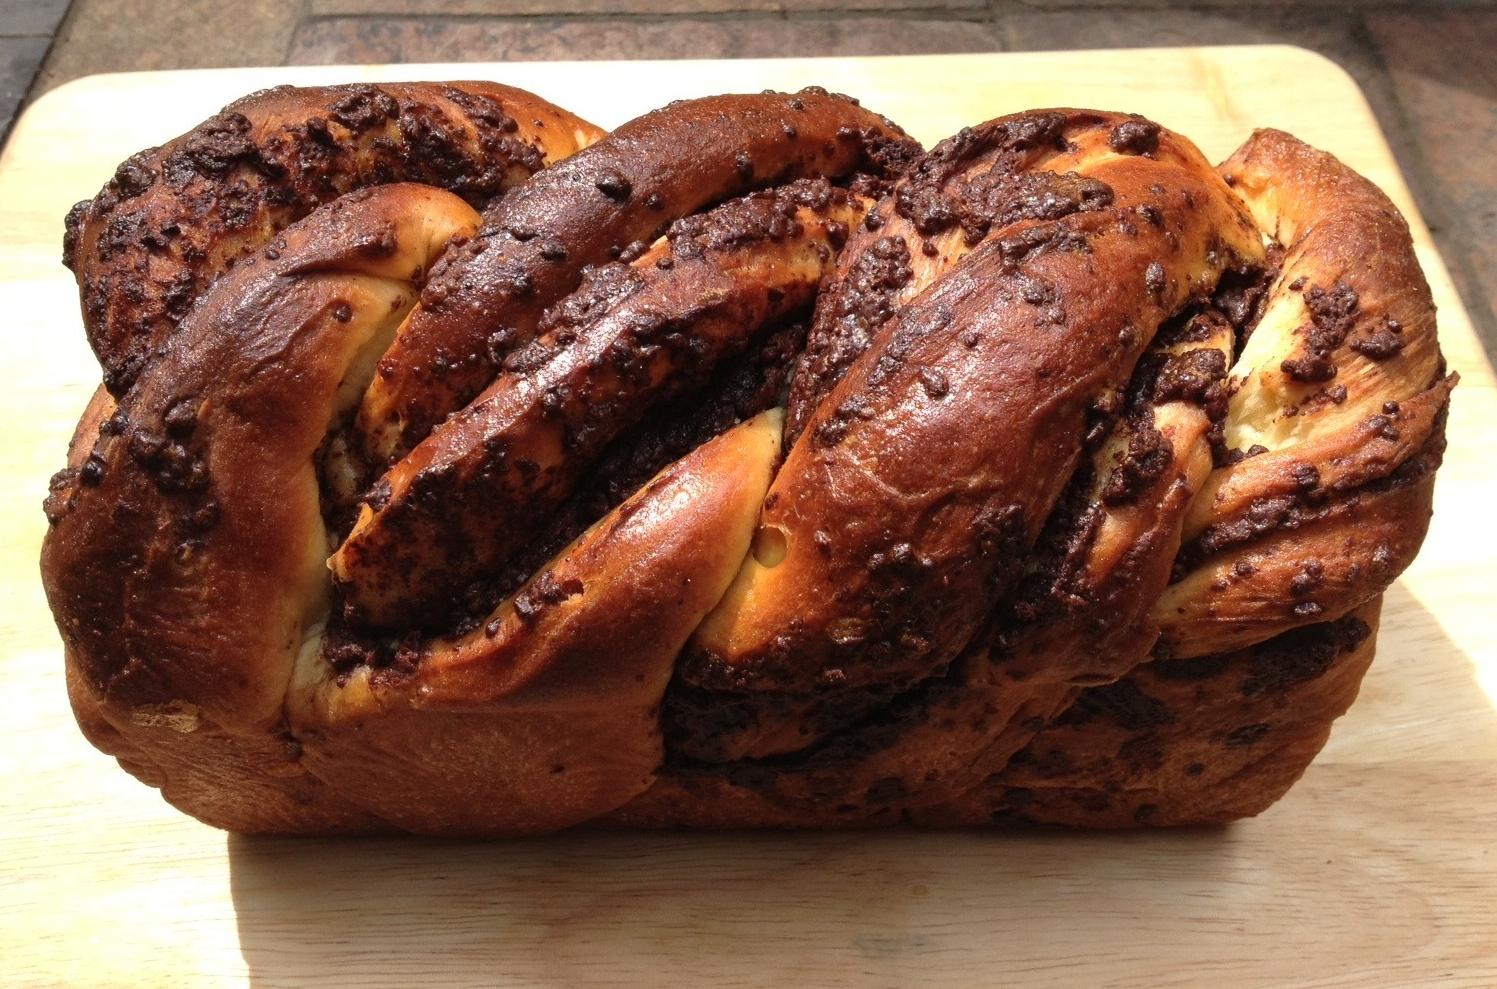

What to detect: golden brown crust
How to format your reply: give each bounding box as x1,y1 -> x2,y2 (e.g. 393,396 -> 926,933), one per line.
42,97 -> 1450,836
355,89 -> 919,463
333,180 -> 872,627
43,184 -> 480,831
290,412 -> 781,835
66,81 -> 603,395
681,110 -> 1262,710
919,598 -> 1383,828
46,183 -> 479,715
53,390 -> 377,832
1151,128 -> 1454,658
787,109 -> 1125,436
608,598 -> 1380,829
1155,437 -> 1439,658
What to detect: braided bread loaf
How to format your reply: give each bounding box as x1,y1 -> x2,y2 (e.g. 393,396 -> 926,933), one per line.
41,82 -> 1451,835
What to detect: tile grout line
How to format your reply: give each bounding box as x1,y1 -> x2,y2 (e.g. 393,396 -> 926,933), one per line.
282,0 -> 315,66
298,0 -> 1497,10
290,3 -> 1496,20
2,15 -> 71,148
17,0 -> 80,103
291,9 -> 1000,28
1000,0 -> 1497,7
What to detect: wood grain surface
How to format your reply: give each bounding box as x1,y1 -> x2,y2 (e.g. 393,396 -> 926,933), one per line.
1,47 -> 1493,989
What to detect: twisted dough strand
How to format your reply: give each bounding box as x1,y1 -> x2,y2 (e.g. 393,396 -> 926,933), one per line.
354,88 -> 918,463
46,184 -> 482,831
334,179 -> 874,627
1154,129 -> 1454,659
44,84 -> 919,834
627,123 -> 1450,828
65,82 -> 603,395
684,110 -> 1263,702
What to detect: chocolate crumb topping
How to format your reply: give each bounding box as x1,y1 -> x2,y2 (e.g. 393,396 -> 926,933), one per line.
1281,281 -> 1359,383
1108,117 -> 1162,156
1350,317 -> 1405,359
1101,427 -> 1172,505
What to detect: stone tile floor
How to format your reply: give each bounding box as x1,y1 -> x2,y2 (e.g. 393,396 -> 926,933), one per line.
2,0 -> 1493,357
0,0 -> 67,137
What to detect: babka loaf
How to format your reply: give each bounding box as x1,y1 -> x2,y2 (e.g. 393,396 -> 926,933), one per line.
42,82 -> 1451,834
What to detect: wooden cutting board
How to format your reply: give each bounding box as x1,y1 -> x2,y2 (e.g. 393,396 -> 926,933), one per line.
2,47 -> 1494,989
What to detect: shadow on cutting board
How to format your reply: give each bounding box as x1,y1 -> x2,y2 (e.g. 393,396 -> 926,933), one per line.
227,585 -> 1495,988
227,825 -> 1241,986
